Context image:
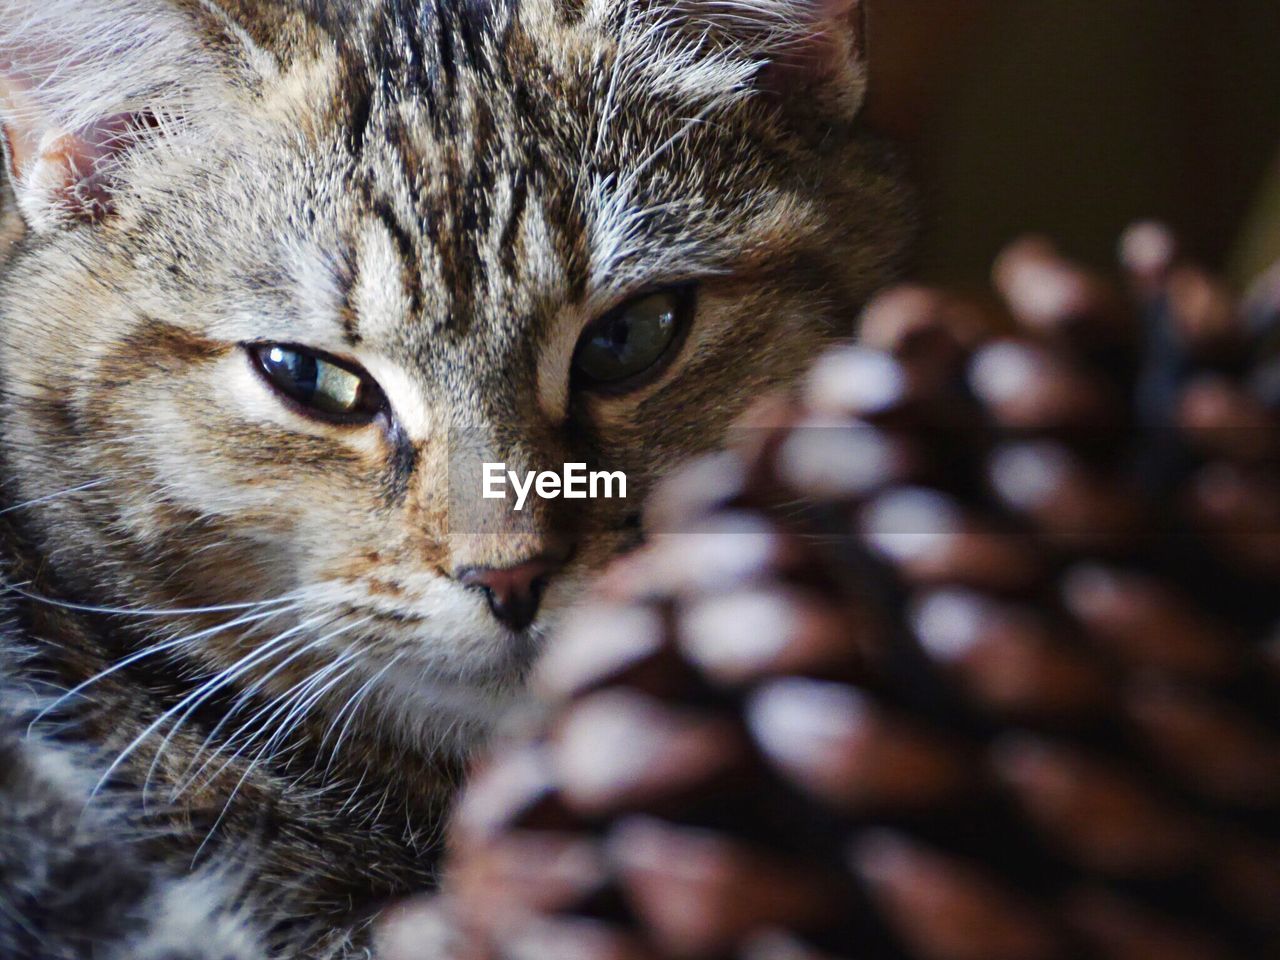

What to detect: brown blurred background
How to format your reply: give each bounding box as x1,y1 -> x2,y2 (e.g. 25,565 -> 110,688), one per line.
863,0 -> 1280,288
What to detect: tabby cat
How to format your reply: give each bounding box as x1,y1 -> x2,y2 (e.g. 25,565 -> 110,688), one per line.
0,0 -> 910,955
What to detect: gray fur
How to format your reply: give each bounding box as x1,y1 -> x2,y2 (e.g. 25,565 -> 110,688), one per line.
0,632 -> 263,960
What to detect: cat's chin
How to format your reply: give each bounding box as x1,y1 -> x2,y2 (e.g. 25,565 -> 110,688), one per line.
367,643 -> 541,759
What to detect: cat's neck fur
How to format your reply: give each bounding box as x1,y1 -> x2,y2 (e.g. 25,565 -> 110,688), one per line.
1,499 -> 458,956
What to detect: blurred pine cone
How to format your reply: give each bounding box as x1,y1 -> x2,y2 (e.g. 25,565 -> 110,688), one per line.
415,226 -> 1280,960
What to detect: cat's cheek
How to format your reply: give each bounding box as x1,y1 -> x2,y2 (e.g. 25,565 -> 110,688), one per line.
104,352 -> 395,546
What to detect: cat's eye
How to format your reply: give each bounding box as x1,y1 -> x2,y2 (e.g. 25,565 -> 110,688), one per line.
249,344 -> 386,424
572,287 -> 696,393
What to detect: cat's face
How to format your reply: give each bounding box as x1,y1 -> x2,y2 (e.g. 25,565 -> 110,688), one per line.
0,0 -> 909,750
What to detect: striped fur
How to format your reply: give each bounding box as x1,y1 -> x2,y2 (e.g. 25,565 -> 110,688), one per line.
0,624 -> 265,959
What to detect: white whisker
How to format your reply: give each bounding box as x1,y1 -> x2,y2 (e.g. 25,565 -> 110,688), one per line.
2,580 -> 300,619
0,478 -> 108,516
191,621 -> 374,861
177,616 -> 373,799
322,653 -> 405,772
258,647 -> 365,760
95,609 -> 326,800
28,602 -> 298,733
142,610 -> 339,797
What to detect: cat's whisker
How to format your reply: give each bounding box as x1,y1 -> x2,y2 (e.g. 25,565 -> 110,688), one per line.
322,652 -> 406,772
27,602 -> 299,733
0,478 -> 108,516
257,660 -> 378,814
143,610 -> 344,798
175,615 -> 349,787
98,610 -> 328,801
338,765 -> 373,818
192,624 -> 375,860
1,580 -> 301,619
256,646 -> 366,760
176,616 -> 373,799
224,634 -> 369,764
591,0 -> 633,157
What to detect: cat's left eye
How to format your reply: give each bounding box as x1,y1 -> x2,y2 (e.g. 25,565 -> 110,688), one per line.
572,287 -> 696,394
249,344 -> 386,424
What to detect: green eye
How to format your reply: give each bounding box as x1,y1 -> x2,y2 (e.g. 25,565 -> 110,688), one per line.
250,344 -> 386,423
573,287 -> 695,392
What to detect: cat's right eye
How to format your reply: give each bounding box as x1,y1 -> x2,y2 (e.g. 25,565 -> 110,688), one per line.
248,344 -> 387,425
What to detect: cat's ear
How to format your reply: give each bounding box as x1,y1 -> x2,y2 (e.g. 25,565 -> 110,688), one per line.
646,0 -> 869,122
760,0 -> 867,116
0,0 -> 244,231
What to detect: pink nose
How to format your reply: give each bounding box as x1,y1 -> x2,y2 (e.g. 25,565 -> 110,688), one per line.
458,555 -> 565,631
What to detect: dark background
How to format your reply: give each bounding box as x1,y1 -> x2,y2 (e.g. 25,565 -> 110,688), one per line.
864,0 -> 1280,288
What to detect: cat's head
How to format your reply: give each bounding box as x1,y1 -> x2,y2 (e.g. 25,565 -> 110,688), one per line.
0,0 -> 909,752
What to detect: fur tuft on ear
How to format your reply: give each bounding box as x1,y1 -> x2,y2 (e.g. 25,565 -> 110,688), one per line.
609,0 -> 869,123
751,0 -> 867,106
664,0 -> 863,55
0,0 -> 230,230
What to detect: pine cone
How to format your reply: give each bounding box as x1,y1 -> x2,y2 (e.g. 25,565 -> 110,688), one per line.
421,225 -> 1280,960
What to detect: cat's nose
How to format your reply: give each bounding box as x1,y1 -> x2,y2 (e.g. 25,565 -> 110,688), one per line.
457,554 -> 565,631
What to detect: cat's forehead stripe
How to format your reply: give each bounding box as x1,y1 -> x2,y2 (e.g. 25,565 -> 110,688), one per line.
323,0 -> 759,343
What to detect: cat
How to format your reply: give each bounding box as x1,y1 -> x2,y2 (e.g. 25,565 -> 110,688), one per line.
0,0 -> 911,955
